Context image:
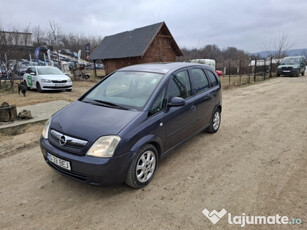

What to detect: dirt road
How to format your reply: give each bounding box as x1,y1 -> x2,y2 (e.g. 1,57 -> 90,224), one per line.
1,77 -> 306,229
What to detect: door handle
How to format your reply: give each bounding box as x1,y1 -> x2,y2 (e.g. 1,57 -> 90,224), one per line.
191,105 -> 196,111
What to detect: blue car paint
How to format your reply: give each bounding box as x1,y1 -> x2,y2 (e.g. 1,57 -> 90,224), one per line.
40,62 -> 222,186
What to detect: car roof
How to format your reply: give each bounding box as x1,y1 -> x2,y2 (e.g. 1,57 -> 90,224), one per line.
118,62 -> 210,74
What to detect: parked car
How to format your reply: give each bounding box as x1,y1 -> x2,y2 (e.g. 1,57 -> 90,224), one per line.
216,70 -> 223,77
277,56 -> 306,77
23,66 -> 72,92
40,62 -> 222,188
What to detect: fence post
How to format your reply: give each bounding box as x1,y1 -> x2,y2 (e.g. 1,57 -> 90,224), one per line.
239,60 -> 242,85
269,56 -> 273,78
254,58 -> 257,82
263,59 -> 266,80
249,58 -> 251,84
229,60 -> 231,85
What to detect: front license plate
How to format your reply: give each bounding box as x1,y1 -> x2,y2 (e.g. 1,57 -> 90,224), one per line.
55,83 -> 65,87
47,153 -> 71,171
283,70 -> 290,73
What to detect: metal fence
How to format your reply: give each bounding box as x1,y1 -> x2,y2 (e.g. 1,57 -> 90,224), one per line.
217,57 -> 278,87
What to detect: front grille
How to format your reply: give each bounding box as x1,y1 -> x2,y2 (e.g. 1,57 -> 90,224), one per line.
43,86 -> 71,89
47,161 -> 87,182
52,80 -> 67,83
49,129 -> 88,155
281,67 -> 292,70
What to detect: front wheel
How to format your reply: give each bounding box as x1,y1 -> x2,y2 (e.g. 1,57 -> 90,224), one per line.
207,109 -> 221,133
36,82 -> 42,93
125,144 -> 158,189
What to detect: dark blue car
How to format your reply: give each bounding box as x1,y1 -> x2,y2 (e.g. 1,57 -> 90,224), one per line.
40,62 -> 222,188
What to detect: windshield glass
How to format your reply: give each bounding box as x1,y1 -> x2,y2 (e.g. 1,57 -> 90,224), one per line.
83,71 -> 164,110
281,58 -> 300,65
37,67 -> 64,75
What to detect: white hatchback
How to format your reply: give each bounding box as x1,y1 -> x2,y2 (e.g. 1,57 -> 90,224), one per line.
23,66 -> 72,92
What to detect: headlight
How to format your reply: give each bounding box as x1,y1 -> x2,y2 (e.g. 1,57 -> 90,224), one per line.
42,118 -> 51,139
41,79 -> 51,83
86,136 -> 121,158
67,78 -> 72,82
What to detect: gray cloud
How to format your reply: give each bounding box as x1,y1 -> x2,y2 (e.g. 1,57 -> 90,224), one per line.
1,0 -> 306,52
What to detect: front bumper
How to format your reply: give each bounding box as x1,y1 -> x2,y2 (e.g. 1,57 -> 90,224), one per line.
40,137 -> 134,186
41,82 -> 72,90
277,69 -> 299,76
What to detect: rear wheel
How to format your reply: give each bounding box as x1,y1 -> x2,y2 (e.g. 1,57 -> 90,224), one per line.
207,109 -> 221,133
125,144 -> 158,189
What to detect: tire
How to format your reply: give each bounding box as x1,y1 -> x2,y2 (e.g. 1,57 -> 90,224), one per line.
125,144 -> 158,189
302,71 -> 305,76
24,80 -> 30,90
207,108 -> 221,133
277,73 -> 280,77
66,89 -> 72,92
36,82 -> 42,93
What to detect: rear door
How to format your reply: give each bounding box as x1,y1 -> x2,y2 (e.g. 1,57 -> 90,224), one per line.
204,68 -> 220,113
25,67 -> 36,88
188,68 -> 212,130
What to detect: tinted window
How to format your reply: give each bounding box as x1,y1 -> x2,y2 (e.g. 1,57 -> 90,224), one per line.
205,70 -> 218,87
190,68 -> 209,93
168,70 -> 191,100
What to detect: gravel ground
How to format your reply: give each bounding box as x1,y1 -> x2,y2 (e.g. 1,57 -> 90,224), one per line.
0,77 -> 306,230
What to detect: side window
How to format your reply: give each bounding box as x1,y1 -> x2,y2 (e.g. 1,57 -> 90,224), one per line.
205,70 -> 218,87
168,70 -> 191,100
30,67 -> 36,74
26,68 -> 31,74
190,68 -> 209,93
149,86 -> 166,115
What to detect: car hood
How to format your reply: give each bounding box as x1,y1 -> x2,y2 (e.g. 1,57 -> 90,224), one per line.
39,74 -> 71,81
50,100 -> 142,142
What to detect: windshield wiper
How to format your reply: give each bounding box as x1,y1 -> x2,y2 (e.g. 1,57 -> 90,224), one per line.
93,99 -> 128,110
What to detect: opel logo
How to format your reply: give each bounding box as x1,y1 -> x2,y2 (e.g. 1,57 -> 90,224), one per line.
59,135 -> 67,146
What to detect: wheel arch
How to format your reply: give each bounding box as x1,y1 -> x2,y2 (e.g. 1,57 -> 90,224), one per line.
130,134 -> 163,158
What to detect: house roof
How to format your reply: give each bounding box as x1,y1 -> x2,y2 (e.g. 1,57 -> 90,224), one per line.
89,22 -> 182,60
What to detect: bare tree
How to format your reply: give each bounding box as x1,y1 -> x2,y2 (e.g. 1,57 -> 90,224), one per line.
261,32 -> 293,62
47,21 -> 62,50
32,25 -> 45,46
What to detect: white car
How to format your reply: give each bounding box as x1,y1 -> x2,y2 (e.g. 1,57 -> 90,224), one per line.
23,66 -> 72,92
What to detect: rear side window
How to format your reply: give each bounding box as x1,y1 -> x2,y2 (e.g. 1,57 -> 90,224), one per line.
205,70 -> 218,87
168,70 -> 191,100
190,68 -> 209,93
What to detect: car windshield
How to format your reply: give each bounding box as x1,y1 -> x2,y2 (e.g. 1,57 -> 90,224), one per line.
83,71 -> 164,110
37,67 -> 64,75
281,58 -> 300,65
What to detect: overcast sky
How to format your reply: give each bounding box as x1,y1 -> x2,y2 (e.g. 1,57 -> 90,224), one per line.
1,0 -> 306,52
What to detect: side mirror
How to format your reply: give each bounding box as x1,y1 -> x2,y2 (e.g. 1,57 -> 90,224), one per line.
30,72 -> 36,75
168,97 -> 185,107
